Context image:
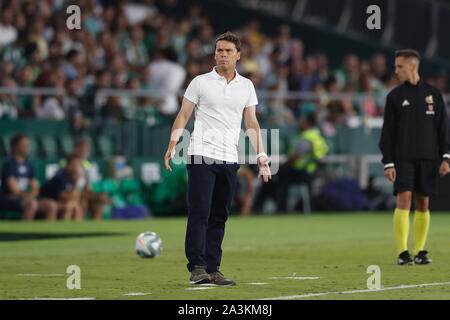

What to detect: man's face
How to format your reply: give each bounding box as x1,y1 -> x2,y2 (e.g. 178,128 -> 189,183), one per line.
15,138 -> 29,157
214,40 -> 240,71
395,57 -> 416,82
75,142 -> 90,159
66,159 -> 82,181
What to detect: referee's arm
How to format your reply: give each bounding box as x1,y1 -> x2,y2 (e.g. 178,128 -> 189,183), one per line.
437,92 -> 450,160
379,93 -> 396,180
436,92 -> 450,176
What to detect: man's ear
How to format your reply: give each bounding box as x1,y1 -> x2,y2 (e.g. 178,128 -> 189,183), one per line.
237,52 -> 241,61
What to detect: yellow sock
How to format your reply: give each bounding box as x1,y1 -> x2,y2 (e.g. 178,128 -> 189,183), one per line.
414,210 -> 430,255
393,208 -> 410,254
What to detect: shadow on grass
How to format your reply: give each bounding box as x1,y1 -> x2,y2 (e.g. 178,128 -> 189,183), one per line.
0,232 -> 126,242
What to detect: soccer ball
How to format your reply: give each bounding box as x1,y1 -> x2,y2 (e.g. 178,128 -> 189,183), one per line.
135,232 -> 163,258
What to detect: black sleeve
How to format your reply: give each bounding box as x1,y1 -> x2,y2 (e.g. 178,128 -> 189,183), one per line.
436,91 -> 450,159
379,93 -> 396,165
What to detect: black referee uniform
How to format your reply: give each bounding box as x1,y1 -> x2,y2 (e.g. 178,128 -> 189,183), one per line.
379,79 -> 450,195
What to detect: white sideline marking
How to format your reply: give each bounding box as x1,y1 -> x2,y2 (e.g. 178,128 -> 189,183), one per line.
199,283 -> 218,287
19,298 -> 96,300
268,277 -> 320,280
123,292 -> 152,296
248,282 -> 269,285
259,281 -> 450,300
16,274 -> 65,277
186,287 -> 215,291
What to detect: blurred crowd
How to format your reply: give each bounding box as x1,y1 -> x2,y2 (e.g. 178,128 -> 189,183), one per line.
0,133 -> 108,220
1,0 -> 449,131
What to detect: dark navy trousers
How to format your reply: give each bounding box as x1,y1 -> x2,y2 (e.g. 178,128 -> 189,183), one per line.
185,155 -> 239,273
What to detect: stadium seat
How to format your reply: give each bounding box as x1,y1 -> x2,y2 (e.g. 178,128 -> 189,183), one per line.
127,193 -> 145,206
101,178 -> 119,194
57,135 -> 74,156
27,136 -> 39,158
90,181 -> 103,193
95,135 -> 114,158
39,135 -> 59,159
119,178 -> 140,193
111,193 -> 127,208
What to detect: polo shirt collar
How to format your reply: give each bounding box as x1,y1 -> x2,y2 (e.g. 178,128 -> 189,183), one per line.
210,67 -> 241,82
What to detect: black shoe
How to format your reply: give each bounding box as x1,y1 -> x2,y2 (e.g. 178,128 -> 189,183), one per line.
414,250 -> 432,265
209,271 -> 236,286
189,266 -> 211,284
397,250 -> 414,265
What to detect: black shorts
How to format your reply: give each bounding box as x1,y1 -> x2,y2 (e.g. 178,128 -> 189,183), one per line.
0,196 -> 23,211
394,160 -> 439,196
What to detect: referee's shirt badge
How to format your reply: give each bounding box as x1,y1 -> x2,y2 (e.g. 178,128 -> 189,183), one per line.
426,104 -> 435,115
425,95 -> 434,104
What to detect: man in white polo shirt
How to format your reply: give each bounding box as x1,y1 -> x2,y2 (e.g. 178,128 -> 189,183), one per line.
164,32 -> 271,286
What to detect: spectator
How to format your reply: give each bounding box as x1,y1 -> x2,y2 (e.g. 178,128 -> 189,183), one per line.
233,166 -> 257,216
334,54 -> 360,91
101,96 -> 126,123
36,93 -> 65,120
254,114 -> 328,212
62,49 -> 82,80
60,138 -> 108,220
148,48 -> 186,117
0,8 -> 18,48
82,69 -> 111,118
0,1 -> 447,127
0,77 -> 19,120
63,77 -> 87,135
40,154 -> 84,220
0,134 -> 58,220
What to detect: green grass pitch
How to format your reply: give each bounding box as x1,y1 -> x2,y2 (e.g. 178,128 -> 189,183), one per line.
1,213 -> 450,300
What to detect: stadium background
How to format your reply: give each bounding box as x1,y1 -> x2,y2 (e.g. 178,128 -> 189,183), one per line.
1,0 -> 450,219
2,0 -> 450,302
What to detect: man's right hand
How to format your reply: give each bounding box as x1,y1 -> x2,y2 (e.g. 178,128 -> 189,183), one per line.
384,167 -> 396,182
164,147 -> 175,171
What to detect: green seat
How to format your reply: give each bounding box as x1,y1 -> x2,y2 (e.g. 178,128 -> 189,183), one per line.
39,135 -> 59,158
127,193 -> 145,205
96,135 -> 114,157
58,135 -> 74,156
0,135 -> 11,156
111,193 -> 127,208
90,181 -> 103,193
28,136 -> 39,158
101,178 -> 118,194
119,178 -> 140,193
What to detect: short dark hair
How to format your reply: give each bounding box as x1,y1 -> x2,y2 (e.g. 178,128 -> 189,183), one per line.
10,134 -> 27,150
301,113 -> 317,127
74,137 -> 90,148
395,49 -> 420,61
215,32 -> 241,52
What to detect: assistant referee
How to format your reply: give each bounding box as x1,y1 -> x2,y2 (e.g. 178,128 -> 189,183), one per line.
379,49 -> 450,265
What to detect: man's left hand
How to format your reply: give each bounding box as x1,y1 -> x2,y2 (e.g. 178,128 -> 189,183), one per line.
439,160 -> 450,176
257,156 -> 272,183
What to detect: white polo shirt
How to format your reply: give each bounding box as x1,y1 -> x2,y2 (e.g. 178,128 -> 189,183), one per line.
184,67 -> 258,163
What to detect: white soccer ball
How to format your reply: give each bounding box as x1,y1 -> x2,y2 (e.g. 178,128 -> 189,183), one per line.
135,232 -> 163,258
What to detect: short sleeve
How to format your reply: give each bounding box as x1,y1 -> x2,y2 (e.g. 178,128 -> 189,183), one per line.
245,80 -> 258,108
183,76 -> 200,105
